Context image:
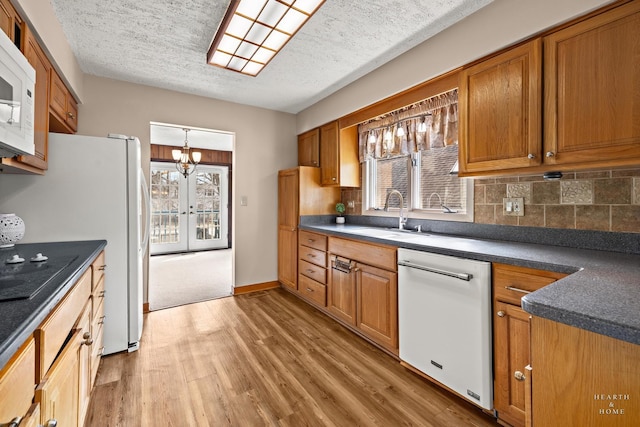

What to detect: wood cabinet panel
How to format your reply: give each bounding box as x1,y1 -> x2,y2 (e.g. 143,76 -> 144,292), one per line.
493,263 -> 566,306
35,268 -> 91,382
298,230 -> 327,252
36,328 -> 81,427
544,0 -> 640,168
356,263 -> 397,353
77,301 -> 92,426
297,274 -> 327,307
298,244 -> 327,269
19,26 -> 50,171
298,128 -> 319,167
0,337 -> 35,424
531,317 -> 640,426
49,70 -> 78,134
458,39 -> 542,175
492,263 -> 567,427
299,259 -> 326,284
328,237 -> 396,272
0,0 -> 19,44
20,403 -> 41,427
319,121 -> 359,187
327,258 -> 357,326
493,301 -> 531,427
278,228 -> 297,290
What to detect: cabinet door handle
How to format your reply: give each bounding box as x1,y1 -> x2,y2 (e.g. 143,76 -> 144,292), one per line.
7,416 -> 22,427
514,370 -> 526,381
527,153 -> 535,159
505,286 -> 531,294
332,177 -> 336,181
546,151 -> 555,158
67,112 -> 75,119
45,419 -> 58,427
497,310 -> 505,317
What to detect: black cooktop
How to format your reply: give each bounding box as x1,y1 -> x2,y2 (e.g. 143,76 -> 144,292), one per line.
0,254 -> 78,302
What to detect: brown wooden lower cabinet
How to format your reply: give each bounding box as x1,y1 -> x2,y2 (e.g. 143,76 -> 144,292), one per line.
356,262 -> 397,354
531,317 -> 640,426
327,256 -> 358,326
492,263 -> 566,427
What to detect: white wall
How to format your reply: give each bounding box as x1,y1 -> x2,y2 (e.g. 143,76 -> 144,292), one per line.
77,75 -> 297,298
297,0 -> 615,133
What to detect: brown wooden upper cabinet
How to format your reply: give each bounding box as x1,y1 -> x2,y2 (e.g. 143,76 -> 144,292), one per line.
543,0 -> 640,168
459,1 -> 640,176
298,128 -> 319,167
50,70 -> 78,133
0,0 -> 20,47
319,121 -> 359,187
458,39 -> 542,176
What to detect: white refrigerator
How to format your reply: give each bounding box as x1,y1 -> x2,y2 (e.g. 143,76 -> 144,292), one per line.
0,132 -> 150,354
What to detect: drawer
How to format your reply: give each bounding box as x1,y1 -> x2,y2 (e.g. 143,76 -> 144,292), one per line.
91,250 -> 106,292
298,274 -> 327,307
298,245 -> 327,268
0,337 -> 35,423
299,259 -> 327,284
329,236 -> 397,271
493,263 -> 567,305
35,268 -> 92,382
92,269 -> 106,316
299,230 -> 327,251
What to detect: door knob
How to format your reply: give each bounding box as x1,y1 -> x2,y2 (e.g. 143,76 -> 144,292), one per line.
546,151 -> 555,158
527,153 -> 535,159
514,370 -> 526,381
497,310 -> 505,317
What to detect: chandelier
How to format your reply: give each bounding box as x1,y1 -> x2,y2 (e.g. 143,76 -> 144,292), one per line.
172,128 -> 201,178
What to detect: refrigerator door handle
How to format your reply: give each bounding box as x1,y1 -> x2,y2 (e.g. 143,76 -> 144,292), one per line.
140,168 -> 151,256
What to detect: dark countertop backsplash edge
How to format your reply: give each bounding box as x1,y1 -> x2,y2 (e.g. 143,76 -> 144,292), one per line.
301,215 -> 640,255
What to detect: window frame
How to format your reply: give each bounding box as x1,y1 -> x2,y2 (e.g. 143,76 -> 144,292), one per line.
362,152 -> 474,223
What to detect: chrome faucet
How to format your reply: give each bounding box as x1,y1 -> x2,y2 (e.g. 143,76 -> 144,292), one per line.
384,189 -> 407,230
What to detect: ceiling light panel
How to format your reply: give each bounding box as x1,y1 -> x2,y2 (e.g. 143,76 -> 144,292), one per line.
207,0 -> 325,76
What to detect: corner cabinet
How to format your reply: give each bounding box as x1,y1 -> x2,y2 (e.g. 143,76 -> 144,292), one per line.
458,39 -> 542,175
492,263 -> 566,427
319,121 -> 360,187
543,0 -> 640,168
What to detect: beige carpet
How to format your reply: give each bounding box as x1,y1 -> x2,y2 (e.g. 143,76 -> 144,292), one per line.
148,249 -> 233,311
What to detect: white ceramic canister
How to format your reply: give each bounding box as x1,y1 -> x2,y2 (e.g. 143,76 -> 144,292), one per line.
0,213 -> 25,248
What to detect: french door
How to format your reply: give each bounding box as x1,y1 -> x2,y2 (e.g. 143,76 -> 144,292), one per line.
150,162 -> 229,255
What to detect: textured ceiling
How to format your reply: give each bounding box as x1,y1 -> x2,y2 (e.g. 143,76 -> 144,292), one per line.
50,0 -> 493,114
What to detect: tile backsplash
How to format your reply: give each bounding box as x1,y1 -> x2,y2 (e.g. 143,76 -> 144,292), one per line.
341,168 -> 640,233
474,169 -> 640,233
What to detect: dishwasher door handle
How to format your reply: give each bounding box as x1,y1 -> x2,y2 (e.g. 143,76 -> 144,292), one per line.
398,260 -> 473,281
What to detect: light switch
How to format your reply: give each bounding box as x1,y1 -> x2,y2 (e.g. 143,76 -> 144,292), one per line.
240,196 -> 248,206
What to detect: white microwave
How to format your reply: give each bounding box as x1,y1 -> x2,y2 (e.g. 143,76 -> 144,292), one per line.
0,28 -> 35,158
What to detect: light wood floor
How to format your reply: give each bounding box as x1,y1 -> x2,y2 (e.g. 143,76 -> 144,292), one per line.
85,288 -> 499,427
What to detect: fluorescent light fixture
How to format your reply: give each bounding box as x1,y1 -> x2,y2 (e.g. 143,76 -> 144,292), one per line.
207,0 -> 325,76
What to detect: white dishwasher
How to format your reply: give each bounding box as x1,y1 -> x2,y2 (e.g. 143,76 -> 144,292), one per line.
398,248 -> 493,410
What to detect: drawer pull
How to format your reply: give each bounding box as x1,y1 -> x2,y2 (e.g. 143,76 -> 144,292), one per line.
7,417 -> 22,427
98,315 -> 106,325
83,332 -> 94,346
45,419 -> 58,427
306,287 -> 314,292
99,290 -> 106,297
307,253 -> 316,258
307,239 -> 315,242
505,286 -> 531,294
98,346 -> 105,356
98,264 -> 107,271
306,269 -> 314,274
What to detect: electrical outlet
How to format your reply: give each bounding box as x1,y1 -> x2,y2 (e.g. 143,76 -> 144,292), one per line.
347,200 -> 355,209
503,197 -> 524,216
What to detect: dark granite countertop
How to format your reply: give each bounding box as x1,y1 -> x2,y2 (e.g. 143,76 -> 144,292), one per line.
301,223 -> 640,346
0,240 -> 106,369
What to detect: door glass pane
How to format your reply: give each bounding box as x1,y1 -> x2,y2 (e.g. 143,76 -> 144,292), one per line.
194,171 -> 221,241
150,169 -> 182,244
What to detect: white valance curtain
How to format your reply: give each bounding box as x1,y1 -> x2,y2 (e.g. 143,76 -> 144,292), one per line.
358,89 -> 458,162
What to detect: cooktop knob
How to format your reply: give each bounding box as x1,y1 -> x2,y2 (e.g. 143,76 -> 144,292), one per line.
6,254 -> 25,264
31,253 -> 49,262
